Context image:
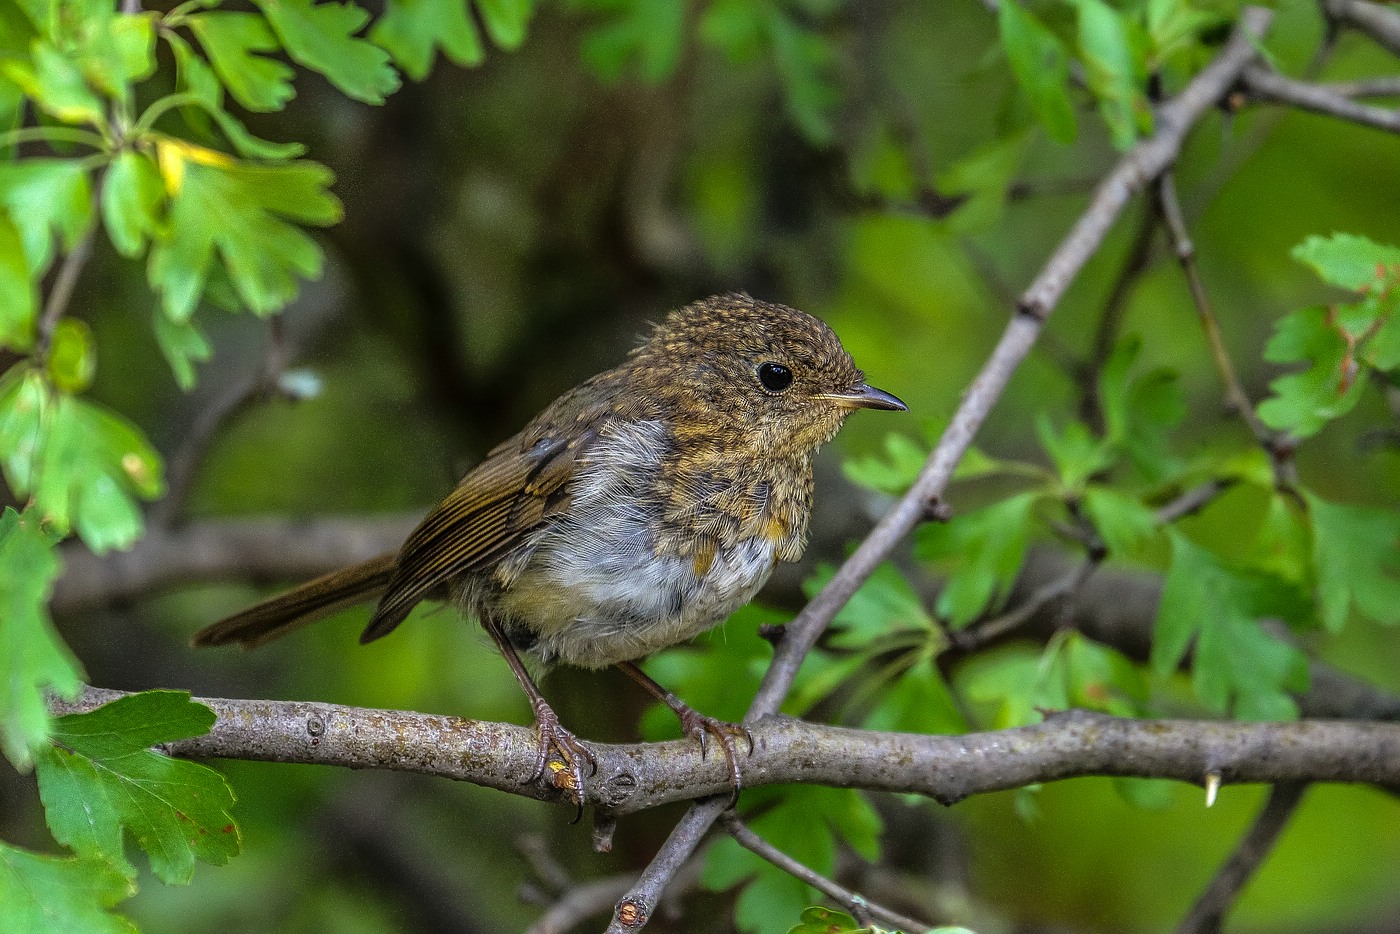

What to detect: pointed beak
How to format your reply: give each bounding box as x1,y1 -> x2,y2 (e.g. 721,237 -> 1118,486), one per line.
820,383 -> 908,412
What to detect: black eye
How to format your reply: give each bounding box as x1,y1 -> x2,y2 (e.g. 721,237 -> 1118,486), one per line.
757,362 -> 793,392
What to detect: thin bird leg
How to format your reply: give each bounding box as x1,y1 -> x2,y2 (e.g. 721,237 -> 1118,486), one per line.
481,617 -> 596,808
616,660 -> 753,801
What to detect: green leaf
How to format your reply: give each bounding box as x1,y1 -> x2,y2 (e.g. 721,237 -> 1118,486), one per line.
0,843 -> 136,934
2,41 -> 106,125
917,491 -> 1040,627
371,0 -> 484,81
1082,485 -> 1160,559
579,0 -> 686,84
149,144 -> 340,319
937,130 -> 1034,234
36,691 -> 240,885
101,150 -> 165,259
476,0 -> 532,50
1292,233 -> 1400,292
1099,335 -> 1184,482
0,212 -> 35,348
0,371 -> 164,552
253,0 -> 400,104
999,0 -> 1076,143
1152,532 -> 1308,719
1306,494 -> 1400,631
1256,306 -> 1365,438
1064,631 -> 1146,716
803,561 -> 936,650
188,12 -> 297,112
1037,414 -> 1110,492
1075,0 -> 1151,149
961,643 -> 1064,729
765,7 -> 837,145
153,311 -> 212,390
46,319 -> 95,393
0,506 -> 82,768
1146,0 -> 1228,67
861,654 -> 967,735
787,907 -> 862,933
843,432 -> 928,495
0,158 -> 94,278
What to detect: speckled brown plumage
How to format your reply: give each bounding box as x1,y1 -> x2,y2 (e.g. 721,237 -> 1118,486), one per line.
194,293 -> 904,803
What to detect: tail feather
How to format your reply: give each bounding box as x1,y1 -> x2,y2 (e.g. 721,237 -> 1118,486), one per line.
193,553 -> 398,649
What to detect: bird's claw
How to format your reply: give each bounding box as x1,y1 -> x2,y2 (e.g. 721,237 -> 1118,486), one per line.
678,711 -> 753,805
523,704 -> 596,821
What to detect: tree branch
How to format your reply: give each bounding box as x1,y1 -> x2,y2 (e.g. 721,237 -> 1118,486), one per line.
1241,66 -> 1400,134
603,10 -> 1276,927
1175,783 -> 1309,934
1323,0 -> 1400,57
51,514 -> 418,613
52,688 -> 1400,818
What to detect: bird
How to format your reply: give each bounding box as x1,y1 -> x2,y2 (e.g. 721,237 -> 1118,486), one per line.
193,293 -> 905,806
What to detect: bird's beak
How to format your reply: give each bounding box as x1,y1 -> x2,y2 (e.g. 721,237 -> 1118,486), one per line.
819,383 -> 908,412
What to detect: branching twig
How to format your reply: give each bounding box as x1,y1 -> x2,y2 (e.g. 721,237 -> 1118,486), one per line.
1241,66 -> 1400,135
1153,173 -> 1294,488
1324,0 -> 1400,57
50,688 -> 1400,814
721,813 -> 935,933
1174,783 -> 1309,934
34,205 -> 99,362
621,11 -> 1278,925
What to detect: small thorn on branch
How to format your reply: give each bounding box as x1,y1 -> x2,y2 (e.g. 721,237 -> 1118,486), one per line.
1205,771 -> 1222,808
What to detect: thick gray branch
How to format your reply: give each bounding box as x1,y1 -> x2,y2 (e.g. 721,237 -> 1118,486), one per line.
52,688 -> 1400,816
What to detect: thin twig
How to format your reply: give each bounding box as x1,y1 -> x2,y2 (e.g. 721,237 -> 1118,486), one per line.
1175,783 -> 1309,934
721,813 -> 935,934
954,558 -> 1099,652
154,316 -> 293,527
604,11 -> 1278,929
526,861 -> 703,934
34,203 -> 99,362
1241,66 -> 1400,134
1154,172 -> 1295,488
1082,206 -> 1159,429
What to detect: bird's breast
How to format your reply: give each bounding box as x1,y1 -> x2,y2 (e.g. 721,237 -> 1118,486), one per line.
485,418 -> 804,668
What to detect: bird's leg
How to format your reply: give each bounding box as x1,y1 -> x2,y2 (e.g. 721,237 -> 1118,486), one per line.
616,660 -> 753,802
481,617 -> 595,810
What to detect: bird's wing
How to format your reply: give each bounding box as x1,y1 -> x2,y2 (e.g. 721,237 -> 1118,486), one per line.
360,378 -> 620,643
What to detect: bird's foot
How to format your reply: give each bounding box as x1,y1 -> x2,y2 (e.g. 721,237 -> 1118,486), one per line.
523,701 -> 596,818
676,707 -> 754,804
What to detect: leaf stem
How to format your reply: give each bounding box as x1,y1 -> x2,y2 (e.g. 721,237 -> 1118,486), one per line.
0,126 -> 109,151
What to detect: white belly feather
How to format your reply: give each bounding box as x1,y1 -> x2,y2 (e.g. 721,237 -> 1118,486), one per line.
497,420 -> 779,668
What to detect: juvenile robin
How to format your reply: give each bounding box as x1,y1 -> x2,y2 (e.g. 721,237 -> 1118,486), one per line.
194,294 -> 905,803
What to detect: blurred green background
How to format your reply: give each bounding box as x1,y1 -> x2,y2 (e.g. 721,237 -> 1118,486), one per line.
4,0 -> 1400,931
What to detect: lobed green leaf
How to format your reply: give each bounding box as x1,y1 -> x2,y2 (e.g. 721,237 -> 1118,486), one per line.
253,0 -> 400,104
188,12 -> 297,112
36,691 -> 239,886
0,843 -> 136,934
999,0 -> 1077,143
0,506 -> 82,769
1306,493 -> 1400,632
371,0 -> 484,81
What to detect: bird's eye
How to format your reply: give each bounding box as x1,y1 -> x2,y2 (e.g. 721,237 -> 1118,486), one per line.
757,362 -> 793,392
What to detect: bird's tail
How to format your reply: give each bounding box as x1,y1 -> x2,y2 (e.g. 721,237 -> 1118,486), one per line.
192,553 -> 399,649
